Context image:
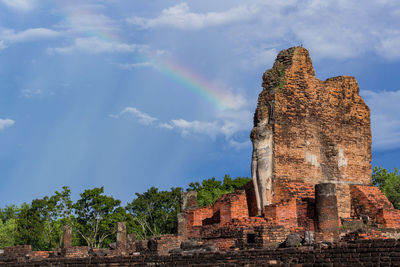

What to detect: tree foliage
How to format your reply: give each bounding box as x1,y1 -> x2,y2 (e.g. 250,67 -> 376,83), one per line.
0,218 -> 16,249
73,187 -> 128,248
15,187 -> 73,250
0,175 -> 251,250
126,187 -> 181,239
188,175 -> 251,207
0,205 -> 19,249
372,166 -> 400,209
3,169 -> 400,251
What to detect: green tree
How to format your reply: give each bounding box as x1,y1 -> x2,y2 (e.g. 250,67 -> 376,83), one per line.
126,187 -> 181,239
0,205 -> 20,222
372,166 -> 400,209
188,175 -> 251,207
0,218 -> 17,248
15,187 -> 73,250
44,186 -> 74,249
15,201 -> 48,250
0,205 -> 19,248
73,187 -> 127,248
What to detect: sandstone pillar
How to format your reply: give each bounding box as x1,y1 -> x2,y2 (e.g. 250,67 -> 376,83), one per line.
315,183 -> 339,242
177,213 -> 188,237
127,233 -> 136,251
251,124 -> 274,215
62,225 -> 72,249
116,222 -> 126,252
180,191 -> 198,211
177,191 -> 198,237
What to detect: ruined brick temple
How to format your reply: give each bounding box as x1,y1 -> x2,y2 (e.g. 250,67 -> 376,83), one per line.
177,47 -> 400,250
3,47 -> 400,266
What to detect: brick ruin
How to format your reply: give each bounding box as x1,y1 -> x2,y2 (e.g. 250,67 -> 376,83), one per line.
178,47 -> 400,248
2,47 -> 400,266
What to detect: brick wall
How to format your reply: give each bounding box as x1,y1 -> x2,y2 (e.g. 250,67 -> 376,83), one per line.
213,190 -> 249,224
186,189 -> 249,237
350,185 -> 400,228
273,180 -> 350,221
3,246 -> 31,257
153,235 -> 181,256
62,247 -> 90,258
296,198 -> 316,231
5,240 -> 400,266
273,180 -> 314,204
31,251 -> 50,259
377,209 -> 400,228
186,206 -> 213,228
264,199 -> 298,228
336,183 -> 351,218
243,181 -> 258,216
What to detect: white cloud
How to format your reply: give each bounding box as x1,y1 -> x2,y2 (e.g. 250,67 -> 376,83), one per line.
0,40 -> 6,50
218,87 -> 248,111
217,109 -> 253,138
361,90 -> 400,150
113,105 -> 252,149
47,5 -> 149,55
161,109 -> 253,148
56,5 -> 116,34
0,0 -> 35,11
118,107 -> 158,125
161,110 -> 252,139
158,122 -> 174,130
48,37 -> 140,54
127,3 -> 257,30
0,28 -> 60,43
117,62 -> 155,70
21,88 -> 44,98
228,139 -> 252,150
241,47 -> 277,68
0,118 -> 15,130
132,1 -> 400,62
164,119 -> 220,139
376,32 -> 400,60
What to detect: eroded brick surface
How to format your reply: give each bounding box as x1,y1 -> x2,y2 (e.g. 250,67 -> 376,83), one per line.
257,47 -> 371,184
252,47 -> 371,215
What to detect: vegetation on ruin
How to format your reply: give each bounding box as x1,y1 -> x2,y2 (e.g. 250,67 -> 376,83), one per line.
0,175 -> 250,250
276,64 -> 286,94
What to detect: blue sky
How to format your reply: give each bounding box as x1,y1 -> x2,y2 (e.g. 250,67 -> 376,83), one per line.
0,0 -> 400,206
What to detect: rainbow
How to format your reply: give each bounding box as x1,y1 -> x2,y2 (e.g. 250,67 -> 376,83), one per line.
58,3 -> 236,110
149,57 -> 235,110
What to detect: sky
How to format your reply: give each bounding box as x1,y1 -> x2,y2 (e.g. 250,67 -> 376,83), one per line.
0,0 -> 400,206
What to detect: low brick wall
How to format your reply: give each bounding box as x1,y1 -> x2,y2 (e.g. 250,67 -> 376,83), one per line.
3,239 -> 400,266
351,185 -> 400,228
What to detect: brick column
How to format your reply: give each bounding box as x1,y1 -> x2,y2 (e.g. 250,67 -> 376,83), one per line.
315,183 -> 339,242
62,225 -> 72,249
116,222 -> 126,252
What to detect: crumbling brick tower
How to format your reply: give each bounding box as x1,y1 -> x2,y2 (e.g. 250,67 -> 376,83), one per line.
251,46 -> 371,217
179,47 -> 400,249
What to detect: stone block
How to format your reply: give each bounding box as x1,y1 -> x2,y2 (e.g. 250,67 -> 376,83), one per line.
62,225 -> 72,249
